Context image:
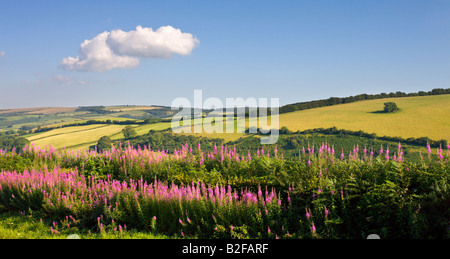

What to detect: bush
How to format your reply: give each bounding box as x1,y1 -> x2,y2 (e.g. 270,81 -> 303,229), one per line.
96,136 -> 113,152
383,102 -> 400,113
122,126 -> 137,139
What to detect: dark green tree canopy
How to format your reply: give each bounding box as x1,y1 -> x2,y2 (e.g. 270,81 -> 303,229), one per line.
122,126 -> 137,139
383,102 -> 399,113
96,136 -> 113,151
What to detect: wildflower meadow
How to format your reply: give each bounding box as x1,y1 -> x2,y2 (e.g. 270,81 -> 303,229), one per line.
0,141 -> 448,239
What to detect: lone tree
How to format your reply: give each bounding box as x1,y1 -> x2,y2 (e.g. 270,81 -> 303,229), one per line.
122,126 -> 137,139
97,136 -> 113,151
384,102 -> 399,113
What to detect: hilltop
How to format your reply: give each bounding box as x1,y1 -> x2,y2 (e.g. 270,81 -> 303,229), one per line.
0,91 -> 448,155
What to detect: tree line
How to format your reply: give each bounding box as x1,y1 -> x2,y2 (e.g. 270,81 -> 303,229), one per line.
92,124 -> 447,163
0,131 -> 30,152
279,126 -> 448,148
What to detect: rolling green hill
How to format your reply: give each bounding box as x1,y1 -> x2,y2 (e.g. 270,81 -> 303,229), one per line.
2,94 -> 446,151
0,105 -> 174,132
279,94 -> 450,141
26,123 -> 172,150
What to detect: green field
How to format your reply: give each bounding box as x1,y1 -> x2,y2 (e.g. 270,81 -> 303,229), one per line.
279,95 -> 450,141
0,105 -> 174,132
26,122 -> 173,150
27,124 -> 129,150
174,117 -> 250,142
0,211 -> 171,239
18,95 -> 450,150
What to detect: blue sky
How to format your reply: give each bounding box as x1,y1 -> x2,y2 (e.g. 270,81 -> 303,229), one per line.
1,0 -> 450,108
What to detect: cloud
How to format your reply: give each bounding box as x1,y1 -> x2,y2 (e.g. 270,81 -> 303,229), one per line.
0,51 -> 5,57
61,32 -> 140,72
108,25 -> 199,58
61,25 -> 199,72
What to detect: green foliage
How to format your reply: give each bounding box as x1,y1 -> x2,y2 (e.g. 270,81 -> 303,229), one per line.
0,211 -> 172,239
0,134 -> 30,152
0,139 -> 449,239
143,117 -> 163,124
96,136 -> 113,152
122,126 -> 137,139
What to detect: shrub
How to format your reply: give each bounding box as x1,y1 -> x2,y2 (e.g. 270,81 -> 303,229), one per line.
384,102 -> 400,113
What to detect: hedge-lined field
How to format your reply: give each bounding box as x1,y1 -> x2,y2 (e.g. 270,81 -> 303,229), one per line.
0,142 -> 448,239
279,95 -> 450,141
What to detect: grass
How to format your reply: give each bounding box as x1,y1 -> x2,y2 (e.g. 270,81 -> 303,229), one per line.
174,117 -> 250,142
0,210 -> 172,239
27,123 -> 174,151
27,124 -> 108,141
132,122 -> 172,135
278,95 -> 450,141
104,123 -> 172,141
27,124 -> 128,150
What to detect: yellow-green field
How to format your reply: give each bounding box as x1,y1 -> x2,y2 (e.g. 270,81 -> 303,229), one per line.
28,124 -> 128,150
27,124 -> 108,141
27,123 -> 173,150
279,95 -> 450,141
105,123 -> 172,141
173,117 -> 250,142
25,95 -> 450,150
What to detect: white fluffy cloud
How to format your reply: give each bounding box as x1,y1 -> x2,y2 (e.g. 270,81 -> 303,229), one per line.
61,25 -> 199,72
61,32 -> 140,72
107,25 -> 199,58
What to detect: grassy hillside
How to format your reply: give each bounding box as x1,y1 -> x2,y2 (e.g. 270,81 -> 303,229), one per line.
26,122 -> 173,150
279,95 -> 450,141
0,105 -> 174,132
178,95 -> 450,142
28,124 -> 128,150
18,94 -> 450,151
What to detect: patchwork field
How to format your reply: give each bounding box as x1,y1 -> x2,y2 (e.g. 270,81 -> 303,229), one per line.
0,107 -> 78,115
0,105 -> 174,132
28,124 -> 128,150
27,122 -> 174,150
279,95 -> 450,141
20,94 -> 450,150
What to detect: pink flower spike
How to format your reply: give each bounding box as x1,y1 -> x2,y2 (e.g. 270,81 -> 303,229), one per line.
306,209 -> 311,220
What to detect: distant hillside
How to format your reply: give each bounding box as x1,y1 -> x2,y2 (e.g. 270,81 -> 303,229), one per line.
279,88 -> 450,114
0,105 -> 175,131
279,94 -> 450,141
1,90 -> 448,151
